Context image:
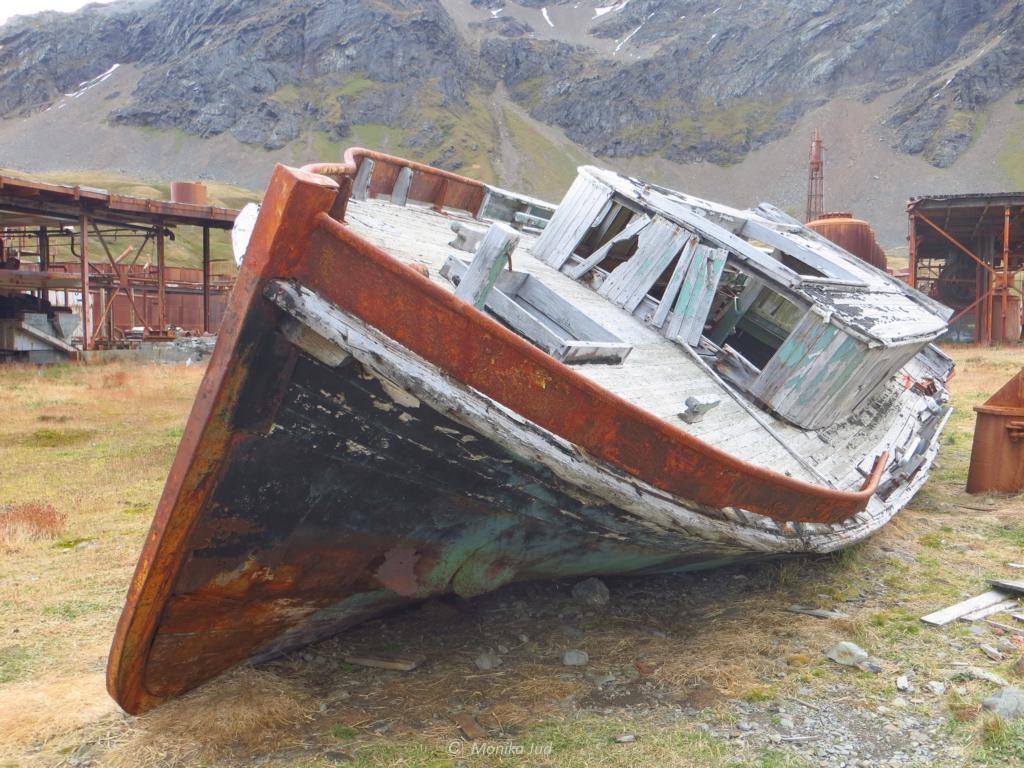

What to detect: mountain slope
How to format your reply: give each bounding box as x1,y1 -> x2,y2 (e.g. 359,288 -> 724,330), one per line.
0,0 -> 1021,245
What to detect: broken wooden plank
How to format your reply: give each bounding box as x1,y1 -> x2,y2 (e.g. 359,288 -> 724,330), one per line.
453,713 -> 488,741
343,654 -> 424,671
650,236 -> 698,328
598,216 -> 691,312
962,598 -> 1019,622
565,214 -> 651,280
921,590 -> 1011,626
663,245 -> 728,345
454,224 -> 519,309
988,579 -> 1024,595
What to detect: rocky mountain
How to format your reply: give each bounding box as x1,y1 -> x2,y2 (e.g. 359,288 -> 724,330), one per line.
0,0 -> 1022,244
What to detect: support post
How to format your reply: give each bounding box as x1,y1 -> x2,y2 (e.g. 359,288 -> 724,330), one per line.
392,167 -> 413,207
156,225 -> 166,336
79,214 -> 92,350
202,225 -> 211,333
1003,207 -> 1011,344
352,159 -> 374,200
908,214 -> 917,289
454,223 -> 519,309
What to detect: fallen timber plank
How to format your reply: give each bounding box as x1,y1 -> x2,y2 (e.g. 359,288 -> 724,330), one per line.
921,590 -> 1011,626
343,654 -> 424,672
988,579 -> 1024,595
961,599 -> 1019,622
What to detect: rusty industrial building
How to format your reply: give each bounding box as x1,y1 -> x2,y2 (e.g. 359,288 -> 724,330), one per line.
0,174 -> 238,361
908,193 -> 1024,345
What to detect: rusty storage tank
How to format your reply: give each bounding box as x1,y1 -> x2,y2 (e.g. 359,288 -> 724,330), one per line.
966,368 -> 1024,494
989,290 -> 1023,344
170,182 -> 208,206
807,212 -> 887,271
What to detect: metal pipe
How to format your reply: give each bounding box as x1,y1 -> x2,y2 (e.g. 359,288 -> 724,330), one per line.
157,225 -> 166,335
79,214 -> 92,350
202,226 -> 210,333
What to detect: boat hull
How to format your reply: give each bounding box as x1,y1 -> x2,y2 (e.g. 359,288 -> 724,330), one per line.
107,162 -> 933,714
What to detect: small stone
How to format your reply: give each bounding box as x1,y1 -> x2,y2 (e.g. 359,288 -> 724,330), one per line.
571,577 -> 610,607
497,644 -> 509,654
981,644 -> 1004,662
982,687 -> 1024,720
925,680 -> 947,695
562,649 -> 589,666
1013,656 -> 1024,678
474,651 -> 501,671
737,720 -> 755,732
968,625 -> 989,637
614,734 -> 636,743
323,750 -> 353,764
896,675 -> 913,692
858,659 -> 883,674
826,641 -> 869,667
779,716 -> 795,730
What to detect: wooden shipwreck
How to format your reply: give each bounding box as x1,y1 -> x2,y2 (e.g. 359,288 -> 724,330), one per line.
108,149 -> 954,713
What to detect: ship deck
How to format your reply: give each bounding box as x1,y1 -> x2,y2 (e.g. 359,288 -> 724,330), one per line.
344,198 -> 928,493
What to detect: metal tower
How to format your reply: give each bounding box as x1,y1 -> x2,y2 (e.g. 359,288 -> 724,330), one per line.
805,129 -> 824,223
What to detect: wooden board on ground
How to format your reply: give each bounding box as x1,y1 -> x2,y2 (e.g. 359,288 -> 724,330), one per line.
988,579 -> 1024,595
343,654 -> 424,671
920,589 -> 1012,626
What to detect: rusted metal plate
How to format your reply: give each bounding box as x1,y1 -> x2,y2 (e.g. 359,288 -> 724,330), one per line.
967,368 -> 1024,494
108,162 -> 890,715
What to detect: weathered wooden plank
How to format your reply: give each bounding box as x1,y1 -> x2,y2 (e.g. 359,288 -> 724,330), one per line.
352,158 -> 375,200
681,247 -> 728,346
454,224 -> 519,309
962,599 -> 1019,621
989,579 -> 1024,595
921,590 -> 1011,626
740,218 -> 866,284
650,236 -> 697,329
531,173 -> 614,269
565,214 -> 651,280
344,654 -> 424,671
599,217 -> 692,312
281,317 -> 351,367
663,246 -> 727,345
392,166 -> 414,206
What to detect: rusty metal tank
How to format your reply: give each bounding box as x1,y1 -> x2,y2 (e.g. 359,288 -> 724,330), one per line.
966,368 -> 1024,494
990,291 -> 1023,344
170,181 -> 208,206
807,212 -> 887,271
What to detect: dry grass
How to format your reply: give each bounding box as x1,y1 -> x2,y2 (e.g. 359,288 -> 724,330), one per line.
0,346 -> 1022,767
0,502 -> 66,551
103,669 -> 313,768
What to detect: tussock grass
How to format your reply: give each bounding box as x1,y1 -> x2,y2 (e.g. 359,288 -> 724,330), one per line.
104,669 -> 312,768
0,502 -> 65,550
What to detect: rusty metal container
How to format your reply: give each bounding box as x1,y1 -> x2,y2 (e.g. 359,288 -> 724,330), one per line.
170,181 -> 208,206
967,367 -> 1024,494
807,212 -> 887,271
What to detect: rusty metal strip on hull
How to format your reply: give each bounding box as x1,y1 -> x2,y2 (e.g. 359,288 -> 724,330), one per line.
108,163 -> 887,714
